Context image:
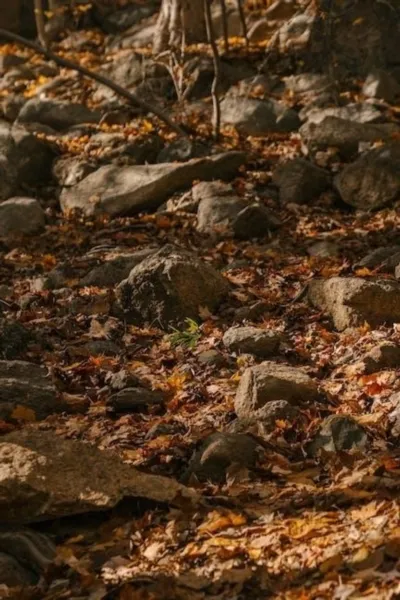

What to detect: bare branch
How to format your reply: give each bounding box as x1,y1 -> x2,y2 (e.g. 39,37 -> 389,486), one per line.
237,0 -> 249,50
204,0 -> 221,139
219,0 -> 229,53
0,28 -> 187,138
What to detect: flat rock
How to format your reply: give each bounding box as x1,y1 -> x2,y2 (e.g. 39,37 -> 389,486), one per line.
235,361 -> 319,418
334,143 -> 400,210
0,429 -> 197,524
0,321 -> 33,359
0,360 -> 61,422
220,96 -> 300,136
107,387 -> 165,413
184,432 -> 259,484
115,245 -> 229,328
272,158 -> 330,205
0,198 -> 45,239
223,326 -> 280,357
300,117 -> 399,157
356,246 -> 400,271
308,415 -> 367,456
308,277 -> 400,331
302,103 -> 382,125
17,98 -> 101,131
60,152 -> 246,217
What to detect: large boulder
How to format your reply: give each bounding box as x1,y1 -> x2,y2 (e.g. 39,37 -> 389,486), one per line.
234,362 -> 319,419
115,245 -> 229,328
272,158 -> 330,205
0,198 -> 45,239
17,98 -> 101,131
0,360 -> 61,421
334,143 -> 400,210
220,96 -> 300,135
60,152 -> 246,217
0,429 -> 196,523
308,277 -> 400,331
308,0 -> 400,76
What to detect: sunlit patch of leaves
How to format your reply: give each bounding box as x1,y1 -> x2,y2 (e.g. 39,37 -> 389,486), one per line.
167,318 -> 201,349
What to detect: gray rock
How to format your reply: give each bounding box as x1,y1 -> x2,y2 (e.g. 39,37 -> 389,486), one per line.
52,156 -> 97,187
284,73 -> 332,95
107,387 -> 164,413
357,246 -> 400,271
157,139 -> 208,163
307,240 -> 339,258
18,98 -> 101,131
272,158 -> 330,205
229,400 -> 300,435
0,94 -> 27,121
0,321 -> 33,359
115,245 -> 229,328
308,415 -> 367,455
184,432 -> 259,483
0,429 -> 197,523
309,277 -> 400,331
223,326 -> 280,357
279,13 -> 314,50
363,69 -> 400,103
334,143 -> 400,210
0,552 -> 36,586
300,117 -> 399,157
197,349 -> 226,368
302,103 -> 382,125
362,342 -> 400,374
81,250 -> 157,287
60,152 -> 246,217
0,198 -> 45,239
0,360 -> 60,421
220,96 -> 300,136
195,180 -> 278,239
235,362 -> 318,418
0,122 -> 55,188
0,153 -> 17,200
104,369 -> 140,391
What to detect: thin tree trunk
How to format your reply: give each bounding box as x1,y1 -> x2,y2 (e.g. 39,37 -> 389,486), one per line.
34,0 -> 48,47
154,0 -> 207,54
204,0 -> 221,139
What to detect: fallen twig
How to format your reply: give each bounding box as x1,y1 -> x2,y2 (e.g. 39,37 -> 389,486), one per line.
0,28 -> 187,138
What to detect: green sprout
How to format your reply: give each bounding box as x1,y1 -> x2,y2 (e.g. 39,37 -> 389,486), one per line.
168,318 -> 201,349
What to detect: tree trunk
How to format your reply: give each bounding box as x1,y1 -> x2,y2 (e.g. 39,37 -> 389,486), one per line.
153,0 -> 207,53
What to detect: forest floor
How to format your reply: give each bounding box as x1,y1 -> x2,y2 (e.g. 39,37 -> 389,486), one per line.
1,1 -> 400,599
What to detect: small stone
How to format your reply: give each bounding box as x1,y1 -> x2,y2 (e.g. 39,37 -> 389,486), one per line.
235,362 -> 319,418
0,198 -> 45,239
223,326 -> 280,357
81,250 -> 157,287
272,158 -> 330,205
308,415 -> 367,455
0,321 -> 33,359
229,400 -> 300,435
362,342 -> 400,374
220,96 -> 300,136
146,420 -> 187,440
184,432 -> 259,483
17,98 -> 101,131
107,387 -> 165,413
197,350 -> 226,368
307,240 -> 339,258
